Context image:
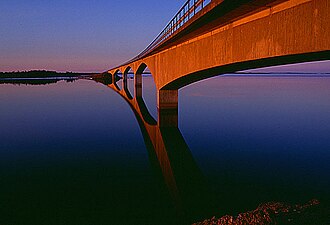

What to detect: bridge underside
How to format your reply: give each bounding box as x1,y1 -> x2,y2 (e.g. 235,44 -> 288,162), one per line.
108,0 -> 329,125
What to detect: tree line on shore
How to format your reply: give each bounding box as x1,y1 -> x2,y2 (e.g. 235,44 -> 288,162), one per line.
0,70 -> 91,78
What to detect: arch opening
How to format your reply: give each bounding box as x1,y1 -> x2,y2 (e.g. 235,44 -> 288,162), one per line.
114,70 -> 123,91
135,63 -> 157,125
123,67 -> 134,99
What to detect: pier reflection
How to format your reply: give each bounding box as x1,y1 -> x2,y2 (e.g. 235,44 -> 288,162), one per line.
94,76 -> 216,223
93,74 -> 330,224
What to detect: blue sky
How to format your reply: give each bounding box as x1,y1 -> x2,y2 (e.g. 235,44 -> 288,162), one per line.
0,0 -> 183,72
0,0 -> 329,73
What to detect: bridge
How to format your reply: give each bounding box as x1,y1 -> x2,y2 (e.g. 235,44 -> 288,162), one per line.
107,0 -> 330,127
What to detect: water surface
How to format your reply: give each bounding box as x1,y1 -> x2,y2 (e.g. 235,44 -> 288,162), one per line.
1,75 -> 330,224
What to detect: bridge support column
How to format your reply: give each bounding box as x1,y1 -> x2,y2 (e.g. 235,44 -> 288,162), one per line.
123,72 -> 128,91
112,73 -> 117,85
157,90 -> 178,127
123,72 -> 127,84
122,72 -> 130,98
135,74 -> 142,98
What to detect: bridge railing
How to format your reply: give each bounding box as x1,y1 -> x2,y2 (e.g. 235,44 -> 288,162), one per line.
130,0 -> 212,63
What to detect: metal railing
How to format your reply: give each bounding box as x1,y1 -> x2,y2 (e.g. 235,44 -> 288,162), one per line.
130,0 -> 212,63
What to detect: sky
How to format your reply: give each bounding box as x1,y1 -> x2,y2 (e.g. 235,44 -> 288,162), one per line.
0,0 -> 183,72
0,0 -> 329,73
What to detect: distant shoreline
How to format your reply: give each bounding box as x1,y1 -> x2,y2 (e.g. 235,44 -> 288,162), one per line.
1,70 -> 329,80
0,70 -> 96,79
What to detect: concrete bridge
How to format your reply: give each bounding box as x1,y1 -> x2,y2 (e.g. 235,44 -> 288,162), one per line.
107,0 -> 330,127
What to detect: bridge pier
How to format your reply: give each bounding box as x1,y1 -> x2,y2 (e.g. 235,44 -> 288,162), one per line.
157,90 -> 178,127
135,73 -> 142,98
122,72 -> 132,99
122,72 -> 127,89
111,73 -> 115,84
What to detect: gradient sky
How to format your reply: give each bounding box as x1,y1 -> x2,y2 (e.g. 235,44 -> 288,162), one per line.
0,0 -> 329,73
0,0 -> 183,72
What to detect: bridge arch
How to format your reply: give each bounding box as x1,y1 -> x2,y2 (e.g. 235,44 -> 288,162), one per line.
105,71 -> 113,83
161,51 -> 330,90
136,63 -> 148,75
123,66 -> 134,99
133,62 -> 158,124
123,66 -> 132,76
113,69 -> 124,91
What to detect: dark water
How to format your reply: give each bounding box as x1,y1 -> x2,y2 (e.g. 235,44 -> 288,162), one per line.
1,75 -> 330,224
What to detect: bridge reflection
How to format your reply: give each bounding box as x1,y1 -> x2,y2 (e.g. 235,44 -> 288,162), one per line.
93,75 -> 216,223
92,74 -> 330,224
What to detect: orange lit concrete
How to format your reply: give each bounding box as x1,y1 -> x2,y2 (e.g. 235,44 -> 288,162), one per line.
108,0 -> 329,123
110,0 -> 329,88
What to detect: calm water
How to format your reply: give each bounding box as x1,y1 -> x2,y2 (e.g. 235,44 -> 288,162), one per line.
1,75 -> 330,224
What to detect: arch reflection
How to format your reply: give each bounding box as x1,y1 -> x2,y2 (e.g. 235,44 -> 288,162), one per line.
93,76 -> 215,223
113,70 -> 123,91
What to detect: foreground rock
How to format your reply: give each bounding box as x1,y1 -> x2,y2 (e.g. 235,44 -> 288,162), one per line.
193,199 -> 330,225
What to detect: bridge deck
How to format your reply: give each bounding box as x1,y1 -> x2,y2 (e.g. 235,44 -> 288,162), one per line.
140,0 -> 287,60
108,0 -> 329,114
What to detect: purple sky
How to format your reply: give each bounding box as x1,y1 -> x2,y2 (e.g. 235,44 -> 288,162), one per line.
0,0 -> 183,72
0,0 -> 329,73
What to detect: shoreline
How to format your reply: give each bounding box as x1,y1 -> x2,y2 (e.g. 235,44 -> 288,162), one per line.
0,70 -> 96,79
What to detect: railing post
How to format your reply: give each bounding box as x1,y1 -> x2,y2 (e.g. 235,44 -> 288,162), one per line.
194,0 -> 196,15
